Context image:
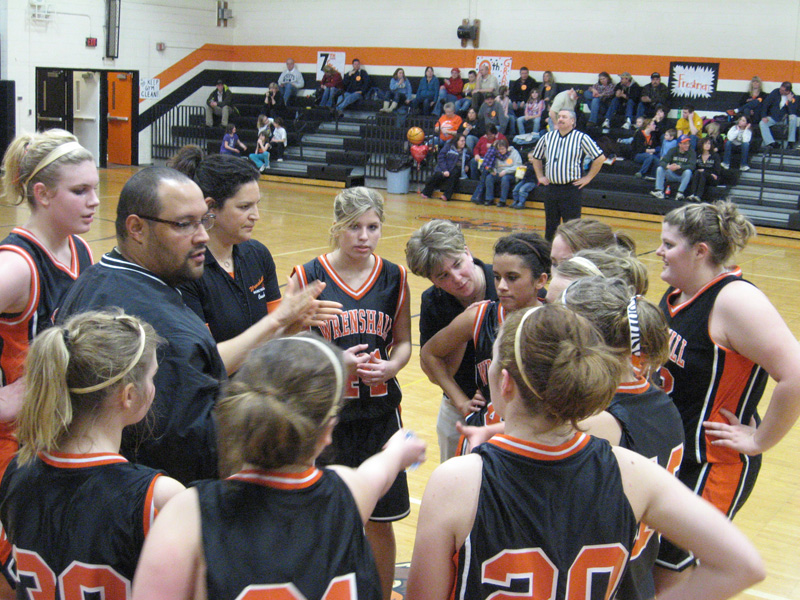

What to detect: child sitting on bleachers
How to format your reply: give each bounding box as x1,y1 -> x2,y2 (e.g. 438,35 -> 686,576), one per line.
266,117 -> 287,162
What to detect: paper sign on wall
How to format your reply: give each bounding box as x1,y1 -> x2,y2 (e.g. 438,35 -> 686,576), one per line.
476,56 -> 513,87
139,78 -> 160,99
317,51 -> 347,81
669,62 -> 719,99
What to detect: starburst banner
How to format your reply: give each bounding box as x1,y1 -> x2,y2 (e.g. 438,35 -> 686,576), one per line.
668,62 -> 719,109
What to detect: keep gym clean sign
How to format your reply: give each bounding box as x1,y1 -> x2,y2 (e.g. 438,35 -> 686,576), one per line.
139,79 -> 160,99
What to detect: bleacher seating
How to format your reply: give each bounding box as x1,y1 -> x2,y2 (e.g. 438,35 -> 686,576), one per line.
148,69 -> 800,229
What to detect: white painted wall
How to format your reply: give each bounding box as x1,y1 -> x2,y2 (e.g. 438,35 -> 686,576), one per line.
2,0 -> 800,163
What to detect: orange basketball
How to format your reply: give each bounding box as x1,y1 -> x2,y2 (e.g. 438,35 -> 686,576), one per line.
407,126 -> 425,145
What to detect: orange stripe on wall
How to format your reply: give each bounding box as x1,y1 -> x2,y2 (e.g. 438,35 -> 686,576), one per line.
146,44 -> 800,101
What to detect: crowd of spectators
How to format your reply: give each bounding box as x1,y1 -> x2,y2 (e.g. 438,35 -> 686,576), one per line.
205,64 -> 797,201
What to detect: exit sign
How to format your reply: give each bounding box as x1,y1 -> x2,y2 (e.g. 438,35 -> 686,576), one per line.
86,37 -> 98,47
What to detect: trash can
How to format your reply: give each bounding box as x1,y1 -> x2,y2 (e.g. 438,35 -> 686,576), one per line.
385,155 -> 412,194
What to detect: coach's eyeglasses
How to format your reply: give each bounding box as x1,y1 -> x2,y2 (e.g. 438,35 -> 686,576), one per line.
137,213 -> 216,233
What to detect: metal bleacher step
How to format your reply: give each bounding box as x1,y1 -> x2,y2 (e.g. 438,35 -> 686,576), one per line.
318,122 -> 364,136
728,188 -> 799,211
736,207 -> 792,228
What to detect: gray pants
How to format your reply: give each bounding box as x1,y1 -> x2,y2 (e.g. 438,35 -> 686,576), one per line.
436,394 -> 466,462
205,104 -> 231,126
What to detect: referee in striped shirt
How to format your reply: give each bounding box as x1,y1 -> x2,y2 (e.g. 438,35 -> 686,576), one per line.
531,109 -> 605,241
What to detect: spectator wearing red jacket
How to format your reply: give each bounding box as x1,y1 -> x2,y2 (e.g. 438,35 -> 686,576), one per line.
434,68 -> 464,116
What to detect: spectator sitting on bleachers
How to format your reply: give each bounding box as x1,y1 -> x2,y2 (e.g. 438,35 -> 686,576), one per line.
382,68 -> 412,113
548,88 -> 578,128
457,107 -> 483,156
650,134 -> 695,200
434,68 -> 464,116
704,122 -> 725,155
262,82 -> 286,119
517,88 -> 546,136
318,64 -> 343,108
472,64 -> 499,110
481,138 -> 522,207
583,72 -> 615,127
617,116 -> 644,146
220,124 -> 247,155
456,70 -> 478,114
759,81 -> 799,148
539,70 -> 559,115
651,105 -> 670,145
494,85 -> 514,136
205,79 -> 235,127
434,103 -> 463,147
722,115 -> 752,171
637,72 -> 670,118
676,104 -> 703,149
512,150 -> 538,209
249,130 -> 271,173
478,94 -> 508,136
412,67 -> 439,115
687,136 -> 721,202
336,58 -> 370,113
510,67 -> 537,120
265,117 -> 287,162
278,58 -> 304,105
256,114 -> 271,136
659,127 -> 679,159
469,124 -> 506,181
632,118 -> 659,178
602,72 -> 641,130
728,76 -> 768,121
420,135 -> 469,201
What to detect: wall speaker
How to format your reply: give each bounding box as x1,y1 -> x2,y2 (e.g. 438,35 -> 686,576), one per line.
106,0 -> 121,58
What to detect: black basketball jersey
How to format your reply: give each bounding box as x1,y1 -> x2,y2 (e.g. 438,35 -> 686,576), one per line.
454,434 -> 637,600
196,467 -> 381,600
464,300 -> 505,428
293,254 -> 407,421
607,378 -> 685,600
0,451 -> 161,597
659,271 -> 768,465
0,228 -> 92,385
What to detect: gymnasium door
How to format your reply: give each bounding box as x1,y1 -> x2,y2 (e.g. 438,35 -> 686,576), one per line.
107,72 -> 133,165
36,68 -> 70,131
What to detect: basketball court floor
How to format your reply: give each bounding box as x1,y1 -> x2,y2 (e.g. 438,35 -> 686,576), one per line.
2,167 -> 800,600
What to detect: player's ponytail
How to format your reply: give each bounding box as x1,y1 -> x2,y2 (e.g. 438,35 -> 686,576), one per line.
498,304 -> 621,430
563,277 -> 669,378
18,310 -> 160,465
216,333 -> 346,477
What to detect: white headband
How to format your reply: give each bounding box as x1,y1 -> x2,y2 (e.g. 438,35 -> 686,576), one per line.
69,321 -> 147,394
288,336 -> 344,420
23,142 -> 85,188
513,306 -> 542,395
566,256 -> 603,277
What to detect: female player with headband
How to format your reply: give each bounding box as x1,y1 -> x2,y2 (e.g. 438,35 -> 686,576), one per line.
407,304 -> 764,600
0,310 -> 184,597
0,130 -> 98,474
132,333 -> 426,600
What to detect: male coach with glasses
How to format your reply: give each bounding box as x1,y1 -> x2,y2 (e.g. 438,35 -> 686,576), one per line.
57,167 -> 224,485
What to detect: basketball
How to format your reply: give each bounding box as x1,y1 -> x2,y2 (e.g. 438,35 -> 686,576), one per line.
407,127 -> 425,145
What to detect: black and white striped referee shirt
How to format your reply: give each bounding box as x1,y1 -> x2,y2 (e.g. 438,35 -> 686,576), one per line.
531,128 -> 603,184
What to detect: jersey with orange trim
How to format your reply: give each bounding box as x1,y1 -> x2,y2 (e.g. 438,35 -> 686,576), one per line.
178,239 -> 281,344
0,451 -> 161,595
606,379 -> 685,600
196,467 -> 381,600
659,271 -> 768,465
292,254 -> 407,421
453,434 -> 637,600
465,300 -> 505,428
0,228 -> 92,386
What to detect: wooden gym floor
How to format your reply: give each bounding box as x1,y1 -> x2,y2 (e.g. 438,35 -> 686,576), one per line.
3,167 -> 800,599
